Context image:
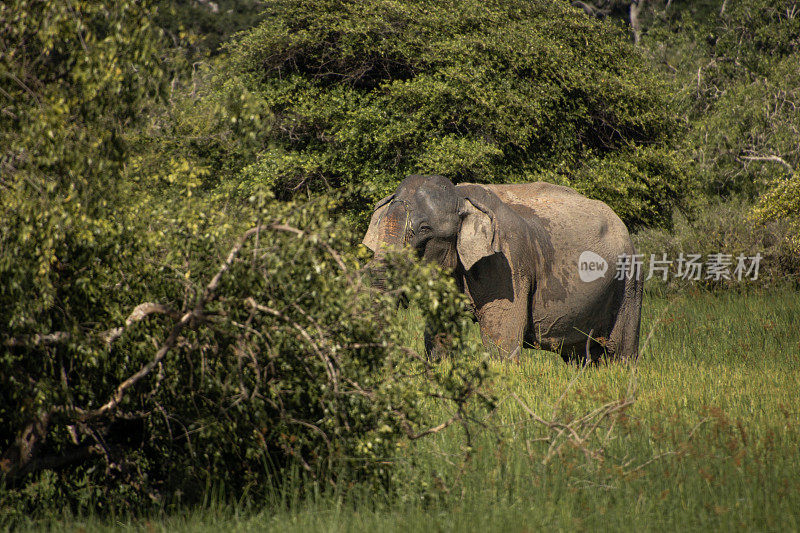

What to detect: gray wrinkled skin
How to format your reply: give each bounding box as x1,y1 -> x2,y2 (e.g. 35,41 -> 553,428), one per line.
363,175 -> 643,362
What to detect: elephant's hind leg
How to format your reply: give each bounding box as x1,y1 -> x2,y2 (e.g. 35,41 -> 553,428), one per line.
607,271 -> 643,361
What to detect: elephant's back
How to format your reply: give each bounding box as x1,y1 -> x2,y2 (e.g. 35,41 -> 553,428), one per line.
479,183 -> 629,245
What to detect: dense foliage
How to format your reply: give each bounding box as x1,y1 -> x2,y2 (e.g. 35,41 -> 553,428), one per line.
752,172 -> 800,254
636,0 -> 800,275
2,0 -> 798,521
0,0 -> 488,513
642,0 -> 800,197
222,0 -> 690,228
1,197 -> 488,513
0,0 -> 166,339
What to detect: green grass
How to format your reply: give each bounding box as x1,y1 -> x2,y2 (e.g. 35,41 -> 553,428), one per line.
15,289 -> 800,531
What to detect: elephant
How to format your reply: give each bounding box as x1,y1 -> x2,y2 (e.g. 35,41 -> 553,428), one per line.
362,174 -> 643,362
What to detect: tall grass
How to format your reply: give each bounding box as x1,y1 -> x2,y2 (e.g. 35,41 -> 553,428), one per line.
12,289 -> 800,531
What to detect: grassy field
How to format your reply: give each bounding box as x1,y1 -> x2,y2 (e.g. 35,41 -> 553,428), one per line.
19,289 -> 800,531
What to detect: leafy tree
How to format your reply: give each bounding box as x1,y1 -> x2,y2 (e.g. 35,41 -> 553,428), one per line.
0,0 -> 168,336
1,0 -> 489,514
221,0 -> 690,228
642,0 -> 800,196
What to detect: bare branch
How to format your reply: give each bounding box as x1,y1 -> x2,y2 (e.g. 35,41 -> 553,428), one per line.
81,311 -> 194,422
406,416 -> 459,440
571,1 -> 612,16
623,450 -> 678,477
740,154 -> 795,174
103,302 -> 180,344
82,223 -> 269,421
629,0 -> 645,45
5,302 -> 179,348
3,331 -> 70,348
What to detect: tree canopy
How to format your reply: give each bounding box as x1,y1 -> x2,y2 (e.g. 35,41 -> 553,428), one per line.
222,0 -> 690,228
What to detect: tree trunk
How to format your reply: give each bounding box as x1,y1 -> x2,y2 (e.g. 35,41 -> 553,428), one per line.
630,0 -> 645,45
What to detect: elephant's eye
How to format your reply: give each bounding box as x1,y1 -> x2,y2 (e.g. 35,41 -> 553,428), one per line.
418,223 -> 432,234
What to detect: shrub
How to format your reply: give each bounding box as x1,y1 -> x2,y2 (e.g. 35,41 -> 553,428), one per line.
752,172 -> 800,253
0,197 -> 490,514
0,0 -> 489,515
633,199 -> 800,290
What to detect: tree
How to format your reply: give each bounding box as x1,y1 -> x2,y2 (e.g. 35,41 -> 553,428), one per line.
641,0 -> 800,196
0,1 -> 490,513
221,0 -> 690,228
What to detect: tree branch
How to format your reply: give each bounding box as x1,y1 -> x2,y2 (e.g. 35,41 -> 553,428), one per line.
4,303 -> 179,348
629,0 -> 645,45
0,413 -> 50,480
740,154 -> 795,174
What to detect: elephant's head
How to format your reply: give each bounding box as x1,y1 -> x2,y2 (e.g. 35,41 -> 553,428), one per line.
363,175 -> 502,275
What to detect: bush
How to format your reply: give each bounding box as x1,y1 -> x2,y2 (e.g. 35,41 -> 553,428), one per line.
0,196 -> 490,514
220,0 -> 690,228
752,172 -> 800,252
0,1 -> 490,515
633,199 -> 800,291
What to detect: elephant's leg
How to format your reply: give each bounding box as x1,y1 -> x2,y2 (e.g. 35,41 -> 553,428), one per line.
475,294 -> 529,360
460,253 -> 530,359
607,270 -> 643,361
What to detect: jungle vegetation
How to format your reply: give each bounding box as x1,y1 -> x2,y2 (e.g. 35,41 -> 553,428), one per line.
1,0 -> 798,528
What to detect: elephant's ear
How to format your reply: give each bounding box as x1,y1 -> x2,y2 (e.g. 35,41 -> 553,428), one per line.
457,198 -> 501,271
362,194 -> 395,252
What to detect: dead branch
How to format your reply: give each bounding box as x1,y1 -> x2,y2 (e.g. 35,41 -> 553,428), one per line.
406,415 -> 459,440
3,331 -> 70,348
80,224 -> 271,422
629,0 -> 645,45
740,154 -> 795,174
4,302 -> 179,348
103,303 -> 181,344
511,390 -> 634,465
80,312 -> 194,422
572,1 -> 611,16
622,450 -> 678,477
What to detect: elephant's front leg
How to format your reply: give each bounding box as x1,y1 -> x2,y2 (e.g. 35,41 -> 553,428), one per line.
460,256 -> 531,360
475,296 -> 528,359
